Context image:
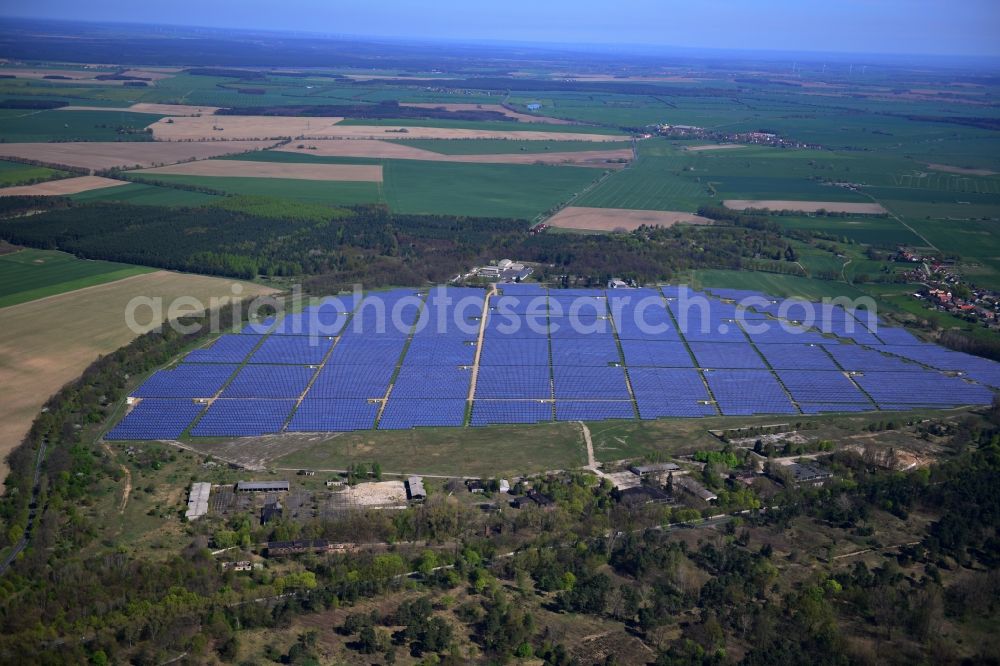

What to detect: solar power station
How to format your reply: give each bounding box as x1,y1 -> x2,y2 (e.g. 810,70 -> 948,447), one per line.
107,285 -> 999,440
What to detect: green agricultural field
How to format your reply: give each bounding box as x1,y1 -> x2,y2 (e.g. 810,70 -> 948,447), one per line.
0,159 -> 71,187
70,182 -> 221,207
219,150 -> 378,165
769,214 -> 925,247
0,248 -> 153,308
573,157 -> 711,211
0,109 -> 163,142
382,160 -> 600,218
336,116 -> 625,134
125,174 -> 384,206
386,138 -> 634,154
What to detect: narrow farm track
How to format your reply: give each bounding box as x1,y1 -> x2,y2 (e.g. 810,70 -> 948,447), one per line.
102,442 -> 132,513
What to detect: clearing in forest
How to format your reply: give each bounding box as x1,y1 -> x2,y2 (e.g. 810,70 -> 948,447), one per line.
546,206 -> 713,231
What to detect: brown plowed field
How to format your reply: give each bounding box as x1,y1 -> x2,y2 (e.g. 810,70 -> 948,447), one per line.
0,140 -> 276,171
149,115 -> 623,142
547,206 -> 713,231
58,103 -> 221,116
0,176 -> 128,196
139,160 -> 383,181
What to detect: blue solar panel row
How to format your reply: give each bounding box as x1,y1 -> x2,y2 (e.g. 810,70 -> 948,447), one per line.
479,337 -> 549,366
119,284 -> 996,438
854,371 -> 994,407
553,366 -> 630,400
483,312 -> 549,338
870,326 -> 921,345
742,323 -> 828,345
249,335 -> 333,365
705,369 -> 797,415
221,365 -> 316,399
548,316 -> 614,338
551,337 -> 620,366
476,365 -> 551,399
133,364 -> 238,398
756,343 -> 838,370
881,343 -> 1000,375
556,401 -> 634,421
690,341 -> 767,369
329,334 -> 406,365
630,368 -> 716,418
799,403 -> 875,414
270,311 -> 347,337
471,400 -> 552,426
310,364 -> 394,399
191,399 -> 295,437
620,340 -> 693,367
287,399 -> 379,432
822,344 -> 922,372
185,335 -> 262,364
392,365 -> 472,399
403,336 -> 477,365
105,399 -> 204,440
379,399 -> 467,429
776,370 -> 872,404
491,294 -> 549,315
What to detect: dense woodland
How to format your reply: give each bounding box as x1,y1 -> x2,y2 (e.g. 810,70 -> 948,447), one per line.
0,198 -> 801,291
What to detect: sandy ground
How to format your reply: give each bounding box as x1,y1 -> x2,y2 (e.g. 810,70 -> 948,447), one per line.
0,140 -> 276,171
0,175 -> 128,196
278,140 -> 631,166
400,102 -> 575,125
724,199 -> 887,214
57,103 -> 221,116
341,480 -> 407,507
149,115 -> 345,141
926,163 -> 997,177
546,206 -> 714,231
0,272 -> 277,480
140,160 -> 383,182
685,144 -> 747,152
150,115 -> 623,142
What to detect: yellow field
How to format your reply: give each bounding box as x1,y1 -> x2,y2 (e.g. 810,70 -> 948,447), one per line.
149,115 -> 623,142
0,140 -> 276,171
0,176 -> 128,196
0,272 -> 277,478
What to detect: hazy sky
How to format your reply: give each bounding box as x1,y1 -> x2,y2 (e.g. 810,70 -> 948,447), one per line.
6,0 -> 1000,57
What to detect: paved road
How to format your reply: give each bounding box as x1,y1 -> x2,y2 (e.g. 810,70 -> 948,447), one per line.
0,439 -> 46,575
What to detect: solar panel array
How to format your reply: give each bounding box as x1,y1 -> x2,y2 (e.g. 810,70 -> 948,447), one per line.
106,399 -> 206,440
113,285 -> 999,439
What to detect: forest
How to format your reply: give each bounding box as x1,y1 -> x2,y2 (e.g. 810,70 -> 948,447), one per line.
0,197 -> 802,291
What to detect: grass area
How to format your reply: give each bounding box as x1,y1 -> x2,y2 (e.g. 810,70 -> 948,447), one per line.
769,214 -> 925,247
573,157 -> 711,211
0,248 -> 154,308
126,174 -> 383,206
69,182 -> 221,206
690,269 -> 868,301
0,109 -> 163,142
386,138 -> 633,154
589,407 -> 970,464
0,159 -> 71,187
382,160 -> 600,218
251,423 -> 586,477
